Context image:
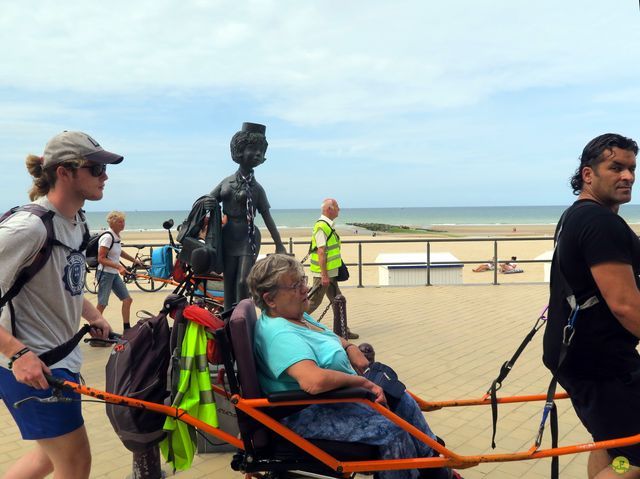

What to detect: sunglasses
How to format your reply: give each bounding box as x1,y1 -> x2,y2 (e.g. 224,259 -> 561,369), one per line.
81,163 -> 107,177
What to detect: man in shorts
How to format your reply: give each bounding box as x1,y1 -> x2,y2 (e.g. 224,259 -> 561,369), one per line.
543,133 -> 640,478
0,131 -> 121,478
96,211 -> 142,332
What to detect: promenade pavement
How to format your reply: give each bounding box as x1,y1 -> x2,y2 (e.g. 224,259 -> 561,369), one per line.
0,284 -> 591,478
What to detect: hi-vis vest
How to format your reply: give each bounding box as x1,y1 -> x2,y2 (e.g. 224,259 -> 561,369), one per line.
310,220 -> 342,275
160,321 -> 217,471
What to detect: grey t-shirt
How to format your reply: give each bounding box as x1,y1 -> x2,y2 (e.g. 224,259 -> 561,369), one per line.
0,197 -> 87,372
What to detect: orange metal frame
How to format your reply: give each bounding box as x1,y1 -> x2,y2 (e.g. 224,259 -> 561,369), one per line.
53,378 -> 640,476
133,271 -> 224,304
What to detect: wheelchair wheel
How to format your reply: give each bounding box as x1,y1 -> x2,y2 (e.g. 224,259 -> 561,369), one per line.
84,266 -> 99,294
133,256 -> 168,292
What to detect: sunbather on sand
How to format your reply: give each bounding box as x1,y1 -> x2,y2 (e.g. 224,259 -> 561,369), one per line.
500,256 -> 523,273
473,258 -> 495,272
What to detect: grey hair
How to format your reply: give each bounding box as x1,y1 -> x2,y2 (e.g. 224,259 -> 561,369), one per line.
247,254 -> 304,311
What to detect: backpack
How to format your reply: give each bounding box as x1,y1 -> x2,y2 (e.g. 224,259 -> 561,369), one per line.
150,245 -> 173,279
0,205 -> 55,313
0,205 -> 90,330
176,194 -> 223,274
105,294 -> 187,452
0,203 -> 89,338
85,231 -> 115,268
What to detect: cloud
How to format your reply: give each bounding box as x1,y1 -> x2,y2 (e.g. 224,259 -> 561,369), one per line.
1,1 -> 638,210
2,1 -> 638,126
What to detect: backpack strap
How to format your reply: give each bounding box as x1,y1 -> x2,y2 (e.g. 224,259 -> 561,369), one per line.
302,219 -> 336,263
77,209 -> 91,252
0,206 -> 56,311
1,205 -> 89,339
95,231 -> 116,283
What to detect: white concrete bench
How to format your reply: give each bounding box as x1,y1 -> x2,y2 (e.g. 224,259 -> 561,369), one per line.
375,252 -> 463,285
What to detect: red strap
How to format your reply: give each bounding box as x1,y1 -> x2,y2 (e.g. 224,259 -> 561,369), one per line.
183,305 -> 224,330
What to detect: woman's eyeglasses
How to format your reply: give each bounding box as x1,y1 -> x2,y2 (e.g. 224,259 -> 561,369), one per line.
81,163 -> 107,177
278,276 -> 308,293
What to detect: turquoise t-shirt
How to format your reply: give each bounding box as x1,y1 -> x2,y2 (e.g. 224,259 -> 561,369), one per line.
254,312 -> 356,393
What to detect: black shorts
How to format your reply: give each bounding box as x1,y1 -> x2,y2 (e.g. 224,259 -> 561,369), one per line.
558,372 -> 640,466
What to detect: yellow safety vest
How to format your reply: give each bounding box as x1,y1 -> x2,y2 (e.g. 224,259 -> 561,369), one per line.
310,220 -> 342,275
160,322 -> 217,471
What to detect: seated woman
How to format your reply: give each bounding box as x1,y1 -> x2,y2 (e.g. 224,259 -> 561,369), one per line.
499,256 -> 521,273
247,254 -> 462,479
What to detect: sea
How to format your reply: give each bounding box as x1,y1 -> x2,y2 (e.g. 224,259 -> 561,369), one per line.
83,205 -> 640,232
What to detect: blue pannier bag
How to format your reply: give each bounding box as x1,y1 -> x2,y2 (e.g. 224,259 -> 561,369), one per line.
150,246 -> 173,279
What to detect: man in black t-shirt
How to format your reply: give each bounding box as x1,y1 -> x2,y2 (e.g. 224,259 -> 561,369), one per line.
543,133 -> 640,478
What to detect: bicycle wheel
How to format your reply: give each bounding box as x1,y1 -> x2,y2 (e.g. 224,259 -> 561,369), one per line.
84,266 -> 99,294
133,256 -> 168,292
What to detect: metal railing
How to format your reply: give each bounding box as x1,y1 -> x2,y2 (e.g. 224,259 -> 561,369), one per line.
124,235 -> 555,287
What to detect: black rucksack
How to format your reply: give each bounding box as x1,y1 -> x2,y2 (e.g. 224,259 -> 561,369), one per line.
85,231 -> 115,268
105,294 -> 187,452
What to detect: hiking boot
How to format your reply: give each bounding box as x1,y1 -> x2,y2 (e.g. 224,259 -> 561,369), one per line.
347,329 -> 359,340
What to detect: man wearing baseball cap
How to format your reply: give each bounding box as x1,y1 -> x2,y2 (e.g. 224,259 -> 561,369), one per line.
0,131 -> 122,478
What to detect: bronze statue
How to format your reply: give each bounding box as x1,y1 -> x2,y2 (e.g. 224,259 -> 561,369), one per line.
211,122 -> 286,310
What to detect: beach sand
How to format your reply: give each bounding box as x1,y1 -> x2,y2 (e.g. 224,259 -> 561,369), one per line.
119,224 -> 558,288
1,284 -> 589,478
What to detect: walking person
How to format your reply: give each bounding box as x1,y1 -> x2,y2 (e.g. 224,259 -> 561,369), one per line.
0,131 -> 121,479
543,133 -> 640,478
306,198 -> 358,339
96,211 -> 143,332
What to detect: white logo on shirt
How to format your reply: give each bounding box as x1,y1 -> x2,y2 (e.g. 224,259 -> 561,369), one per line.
63,251 -> 85,296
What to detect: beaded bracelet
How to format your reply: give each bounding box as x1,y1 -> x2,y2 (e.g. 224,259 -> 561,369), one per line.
8,347 -> 30,370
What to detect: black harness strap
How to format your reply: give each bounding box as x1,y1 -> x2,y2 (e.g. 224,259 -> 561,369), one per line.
38,324 -> 92,366
489,307 -> 547,448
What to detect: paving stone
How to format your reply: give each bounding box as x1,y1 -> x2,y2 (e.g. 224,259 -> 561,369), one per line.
0,284 -> 602,477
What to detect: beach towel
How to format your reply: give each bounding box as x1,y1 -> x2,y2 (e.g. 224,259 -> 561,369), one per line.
502,268 -> 524,274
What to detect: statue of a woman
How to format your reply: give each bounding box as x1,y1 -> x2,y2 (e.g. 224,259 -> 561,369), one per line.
211,122 -> 286,310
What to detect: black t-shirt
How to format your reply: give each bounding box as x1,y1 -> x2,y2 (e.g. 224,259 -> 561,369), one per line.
543,199 -> 640,378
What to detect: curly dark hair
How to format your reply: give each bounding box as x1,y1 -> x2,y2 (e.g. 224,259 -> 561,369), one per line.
230,131 -> 268,165
570,133 -> 638,195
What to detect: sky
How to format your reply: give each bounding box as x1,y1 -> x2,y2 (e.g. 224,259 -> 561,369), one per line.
1,1 -> 639,212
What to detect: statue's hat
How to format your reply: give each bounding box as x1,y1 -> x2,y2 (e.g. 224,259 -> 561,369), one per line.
241,122 -> 266,135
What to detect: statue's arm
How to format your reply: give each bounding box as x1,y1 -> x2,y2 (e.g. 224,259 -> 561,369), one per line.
262,210 -> 287,254
210,181 -> 222,201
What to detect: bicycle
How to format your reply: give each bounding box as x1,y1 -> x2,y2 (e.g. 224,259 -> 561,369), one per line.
126,246 -> 167,292
126,219 -> 224,310
83,245 -> 151,294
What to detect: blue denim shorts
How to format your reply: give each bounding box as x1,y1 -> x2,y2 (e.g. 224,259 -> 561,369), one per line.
97,270 -> 131,306
0,367 -> 83,440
